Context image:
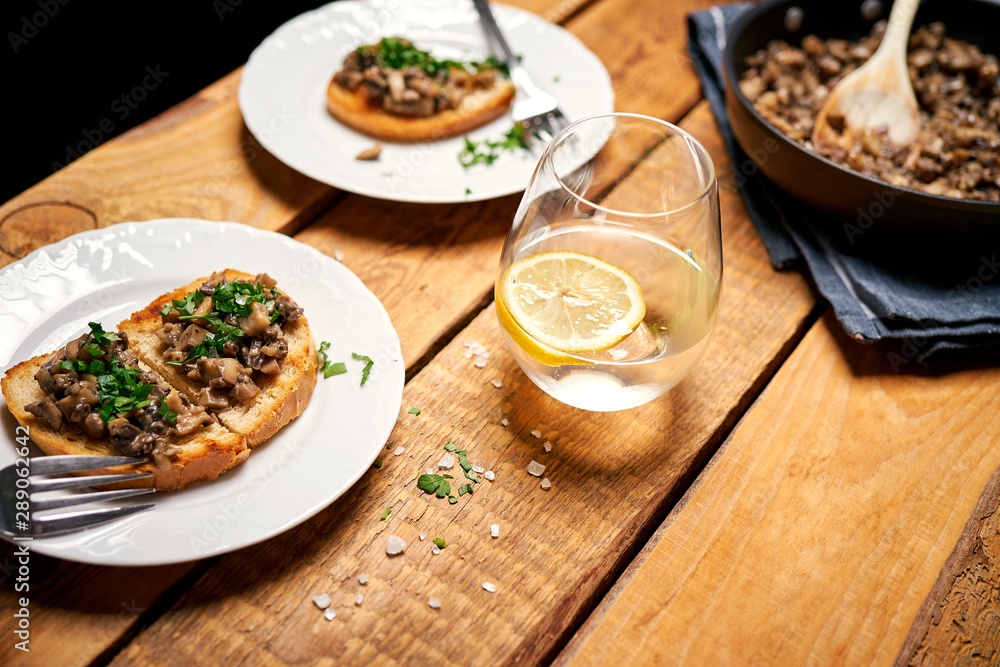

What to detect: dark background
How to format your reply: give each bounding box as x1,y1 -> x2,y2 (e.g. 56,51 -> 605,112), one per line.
3,0 -> 326,204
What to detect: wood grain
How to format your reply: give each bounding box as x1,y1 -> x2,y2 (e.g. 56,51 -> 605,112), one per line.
899,466 -> 1000,666
0,1 -> 789,665
558,313 -> 1000,666
0,70 -> 336,266
102,98 -> 816,666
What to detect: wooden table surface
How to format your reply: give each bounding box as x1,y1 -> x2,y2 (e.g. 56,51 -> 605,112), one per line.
2,0 -> 998,665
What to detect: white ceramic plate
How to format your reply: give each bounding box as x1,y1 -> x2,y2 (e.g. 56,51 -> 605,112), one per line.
238,0 -> 614,203
0,220 -> 404,566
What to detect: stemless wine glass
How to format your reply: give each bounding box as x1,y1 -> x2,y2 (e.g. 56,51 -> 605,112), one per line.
495,113 -> 722,411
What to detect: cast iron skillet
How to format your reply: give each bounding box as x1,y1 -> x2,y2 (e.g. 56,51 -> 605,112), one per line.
723,0 -> 1000,238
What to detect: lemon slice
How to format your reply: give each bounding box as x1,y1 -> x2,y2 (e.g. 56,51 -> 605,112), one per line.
497,251 -> 646,359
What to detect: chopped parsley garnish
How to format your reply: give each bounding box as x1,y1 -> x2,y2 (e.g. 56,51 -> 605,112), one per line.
162,290 -> 205,318
465,187 -> 472,196
94,361 -> 154,423
459,124 -> 529,167
158,401 -> 178,424
373,459 -> 383,469
87,321 -> 120,345
364,37 -> 510,78
351,352 -> 374,386
448,496 -> 458,504
60,359 -> 107,375
317,341 -> 347,379
417,474 -> 452,498
457,484 -> 474,496
380,507 -> 392,521
432,537 -> 447,549
163,280 -> 281,366
408,407 -> 421,415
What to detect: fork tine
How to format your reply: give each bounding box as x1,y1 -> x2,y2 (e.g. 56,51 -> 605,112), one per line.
30,472 -> 153,493
28,455 -> 148,476
31,487 -> 155,513
31,504 -> 155,537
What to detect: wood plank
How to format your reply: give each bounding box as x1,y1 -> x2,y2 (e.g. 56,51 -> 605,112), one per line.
103,99 -> 817,666
557,314 -> 1000,666
0,70 -> 336,266
0,1 -> 747,664
0,0 -> 597,268
898,466 -> 1000,665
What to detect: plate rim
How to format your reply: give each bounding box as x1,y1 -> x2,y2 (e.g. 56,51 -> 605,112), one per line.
237,0 -> 615,203
0,219 -> 404,565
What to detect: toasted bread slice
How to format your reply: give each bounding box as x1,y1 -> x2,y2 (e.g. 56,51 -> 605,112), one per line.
120,270 -> 317,449
1,354 -> 249,491
326,77 -> 515,142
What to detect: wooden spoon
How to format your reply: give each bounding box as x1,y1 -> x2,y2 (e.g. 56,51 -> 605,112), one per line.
812,0 -> 921,160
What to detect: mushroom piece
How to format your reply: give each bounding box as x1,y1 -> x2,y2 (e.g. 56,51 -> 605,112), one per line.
276,295 -> 304,323
82,412 -> 106,438
26,396 -> 63,430
108,418 -> 155,456
198,387 -> 230,410
238,301 -> 271,337
230,380 -> 260,402
386,69 -> 406,102
34,365 -> 57,395
197,357 -> 243,387
259,358 -> 281,375
174,405 -> 213,436
255,273 -> 277,289
355,144 -> 383,161
155,323 -> 183,346
176,324 -> 209,351
190,296 -> 213,326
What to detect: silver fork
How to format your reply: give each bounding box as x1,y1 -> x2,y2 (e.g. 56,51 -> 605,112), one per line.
0,455 -> 155,538
472,0 -> 571,142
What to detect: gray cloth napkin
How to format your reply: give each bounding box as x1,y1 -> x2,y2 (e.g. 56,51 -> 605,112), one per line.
688,5 -> 1000,365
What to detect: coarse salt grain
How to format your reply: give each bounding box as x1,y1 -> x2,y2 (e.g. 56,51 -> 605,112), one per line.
490,524 -> 499,538
482,582 -> 497,593
429,597 -> 441,609
473,352 -> 489,368
431,545 -> 441,555
527,460 -> 546,477
438,453 -> 455,469
419,532 -> 427,541
358,574 -> 369,585
324,608 -> 337,621
490,379 -> 502,388
355,594 -> 364,606
426,468 -> 434,475
484,470 -> 495,481
393,445 -> 405,456
386,535 -> 406,555
333,249 -> 344,262
530,429 -> 542,438
472,465 -> 484,473
500,418 -> 509,427
541,478 -> 552,490
313,594 -> 331,610
543,441 -> 552,452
